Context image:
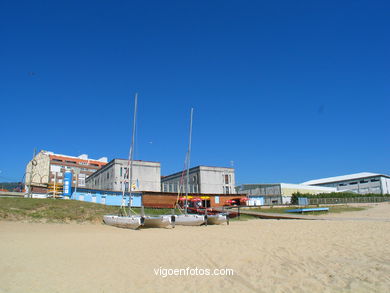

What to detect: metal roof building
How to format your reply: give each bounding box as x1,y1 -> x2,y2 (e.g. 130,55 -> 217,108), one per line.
302,172 -> 390,194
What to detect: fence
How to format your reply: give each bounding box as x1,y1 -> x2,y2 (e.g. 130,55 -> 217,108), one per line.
308,197 -> 390,205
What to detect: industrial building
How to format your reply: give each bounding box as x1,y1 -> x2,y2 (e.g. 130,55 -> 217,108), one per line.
237,183 -> 336,205
25,150 -> 107,193
302,172 -> 390,194
85,159 -> 161,192
161,165 -> 236,194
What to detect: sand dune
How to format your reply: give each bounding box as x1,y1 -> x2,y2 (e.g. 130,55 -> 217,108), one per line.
1,203 -> 390,292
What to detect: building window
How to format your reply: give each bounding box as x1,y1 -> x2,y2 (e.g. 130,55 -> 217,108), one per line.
371,178 -> 380,182
225,175 -> 229,184
349,182 -> 358,185
225,186 -> 230,194
120,167 -> 122,177
360,180 -> 369,184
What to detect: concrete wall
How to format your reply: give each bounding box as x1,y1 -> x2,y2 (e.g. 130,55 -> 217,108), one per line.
71,189 -> 142,207
199,166 -> 235,194
25,150 -> 50,185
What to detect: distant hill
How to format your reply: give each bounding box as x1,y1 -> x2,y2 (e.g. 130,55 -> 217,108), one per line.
0,182 -> 24,192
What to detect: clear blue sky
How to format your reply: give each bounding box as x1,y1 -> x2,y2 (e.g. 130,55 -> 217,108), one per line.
1,0 -> 389,185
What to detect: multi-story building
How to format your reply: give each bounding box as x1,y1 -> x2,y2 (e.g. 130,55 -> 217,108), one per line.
25,150 -> 108,192
237,183 -> 336,205
85,159 -> 161,192
161,166 -> 236,194
302,172 -> 390,194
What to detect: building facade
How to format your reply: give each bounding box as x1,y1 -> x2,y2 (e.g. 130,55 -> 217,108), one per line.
85,159 -> 161,192
237,183 -> 336,205
302,172 -> 390,194
161,166 -> 236,194
25,150 -> 108,192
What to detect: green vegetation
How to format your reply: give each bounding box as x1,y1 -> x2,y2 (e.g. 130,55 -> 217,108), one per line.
0,198 -> 171,223
0,182 -> 23,191
290,192 -> 387,204
229,214 -> 259,221
243,205 -> 367,215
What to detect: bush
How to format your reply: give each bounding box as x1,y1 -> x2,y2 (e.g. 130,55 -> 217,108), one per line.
291,191 -> 387,202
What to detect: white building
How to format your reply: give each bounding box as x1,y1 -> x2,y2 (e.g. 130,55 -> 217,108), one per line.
237,183 -> 336,205
85,159 -> 161,192
161,166 -> 236,194
302,172 -> 390,194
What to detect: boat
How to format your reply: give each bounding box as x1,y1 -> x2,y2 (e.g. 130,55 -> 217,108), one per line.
143,215 -> 175,228
103,214 -> 144,229
206,213 -> 228,225
175,214 -> 205,226
103,93 -> 144,230
174,108 -> 205,226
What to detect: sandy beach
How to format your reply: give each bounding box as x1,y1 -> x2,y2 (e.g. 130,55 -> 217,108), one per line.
1,203 -> 390,293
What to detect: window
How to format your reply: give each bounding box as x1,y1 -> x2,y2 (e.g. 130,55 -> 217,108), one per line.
65,160 -> 77,164
107,172 -> 109,179
371,178 -> 380,182
52,159 -> 62,162
349,182 -> 358,185
225,186 -> 230,194
339,183 -> 347,186
225,175 -> 229,184
120,167 -> 122,177
360,180 -> 369,184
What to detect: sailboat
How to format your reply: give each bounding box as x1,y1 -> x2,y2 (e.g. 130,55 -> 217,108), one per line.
123,95 -> 173,229
174,108 -> 206,226
103,93 -> 144,229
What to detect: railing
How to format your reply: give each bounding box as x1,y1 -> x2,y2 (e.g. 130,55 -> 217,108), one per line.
308,197 -> 390,205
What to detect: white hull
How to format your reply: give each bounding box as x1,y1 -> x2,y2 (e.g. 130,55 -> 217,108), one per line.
103,215 -> 143,230
207,214 -> 228,225
143,215 -> 174,228
174,214 -> 205,226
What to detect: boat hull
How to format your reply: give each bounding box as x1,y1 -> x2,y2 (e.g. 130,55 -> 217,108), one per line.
174,214 -> 205,226
103,215 -> 143,230
207,214 -> 228,225
143,215 -> 174,228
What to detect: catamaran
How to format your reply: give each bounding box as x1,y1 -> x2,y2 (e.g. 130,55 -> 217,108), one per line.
103,93 -> 144,229
174,108 -> 206,226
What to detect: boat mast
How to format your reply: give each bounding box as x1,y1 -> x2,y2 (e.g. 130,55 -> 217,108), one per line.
185,108 -> 193,214
128,93 -> 138,213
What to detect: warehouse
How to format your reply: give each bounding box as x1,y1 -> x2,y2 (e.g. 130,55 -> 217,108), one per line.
302,172 -> 390,194
236,183 -> 336,205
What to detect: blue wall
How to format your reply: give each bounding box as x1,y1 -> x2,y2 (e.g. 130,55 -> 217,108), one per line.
70,188 -> 142,207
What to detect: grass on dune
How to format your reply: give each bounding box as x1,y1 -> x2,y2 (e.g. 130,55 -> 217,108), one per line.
0,198 -> 171,223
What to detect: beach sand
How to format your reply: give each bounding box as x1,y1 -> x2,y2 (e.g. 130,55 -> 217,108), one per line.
1,203 -> 390,293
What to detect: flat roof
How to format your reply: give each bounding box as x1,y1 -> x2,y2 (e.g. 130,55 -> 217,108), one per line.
301,172 -> 390,185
